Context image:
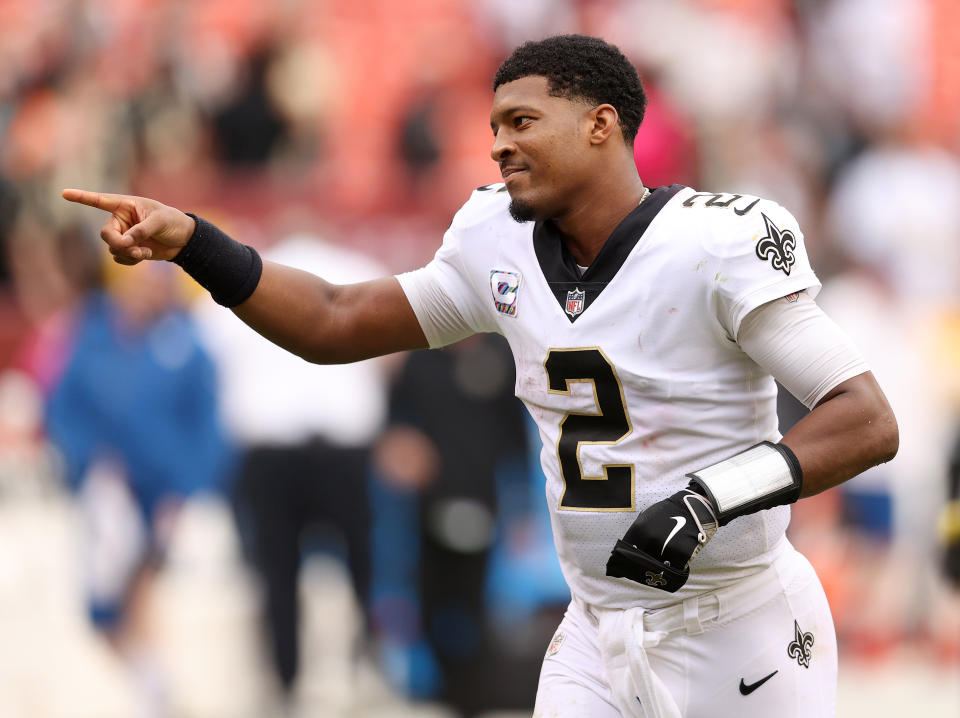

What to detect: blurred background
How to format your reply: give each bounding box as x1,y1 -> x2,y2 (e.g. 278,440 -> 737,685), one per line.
1,0 -> 959,716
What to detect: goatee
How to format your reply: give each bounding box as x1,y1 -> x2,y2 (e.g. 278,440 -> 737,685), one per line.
509,198 -> 536,223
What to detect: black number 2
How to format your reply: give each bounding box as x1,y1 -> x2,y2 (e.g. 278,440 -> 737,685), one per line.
545,348 -> 634,511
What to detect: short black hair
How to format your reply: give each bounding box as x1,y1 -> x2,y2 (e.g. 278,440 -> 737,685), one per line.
493,34 -> 646,144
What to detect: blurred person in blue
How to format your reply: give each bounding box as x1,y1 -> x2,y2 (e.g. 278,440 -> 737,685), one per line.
64,35 -> 898,718
45,258 -> 235,638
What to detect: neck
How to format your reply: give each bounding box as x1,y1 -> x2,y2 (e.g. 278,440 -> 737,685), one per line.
552,171 -> 647,267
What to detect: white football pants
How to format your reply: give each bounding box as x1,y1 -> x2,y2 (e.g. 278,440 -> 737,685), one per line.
534,542 -> 836,718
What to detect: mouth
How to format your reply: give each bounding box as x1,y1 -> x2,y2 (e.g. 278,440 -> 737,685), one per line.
501,166 -> 527,182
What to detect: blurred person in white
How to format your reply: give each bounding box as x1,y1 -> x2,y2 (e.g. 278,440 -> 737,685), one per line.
826,146 -> 960,306
193,221 -> 390,714
596,0 -> 824,261
822,145 -> 960,657
805,0 -> 928,142
63,35 -> 898,718
599,0 -> 798,165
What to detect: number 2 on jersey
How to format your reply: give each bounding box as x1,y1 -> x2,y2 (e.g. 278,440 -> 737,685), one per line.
545,348 -> 634,511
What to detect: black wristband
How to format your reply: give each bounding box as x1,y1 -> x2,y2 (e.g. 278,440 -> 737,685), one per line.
171,214 -> 263,307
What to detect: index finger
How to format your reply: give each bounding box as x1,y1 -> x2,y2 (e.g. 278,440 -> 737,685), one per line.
61,189 -> 129,212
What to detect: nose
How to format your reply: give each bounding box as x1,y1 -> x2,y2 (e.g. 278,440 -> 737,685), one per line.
491,129 -> 515,163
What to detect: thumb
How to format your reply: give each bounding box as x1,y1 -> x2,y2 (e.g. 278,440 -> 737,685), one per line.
122,211 -> 169,246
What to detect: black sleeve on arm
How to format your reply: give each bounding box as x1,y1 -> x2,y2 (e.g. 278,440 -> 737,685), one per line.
171,214 -> 263,307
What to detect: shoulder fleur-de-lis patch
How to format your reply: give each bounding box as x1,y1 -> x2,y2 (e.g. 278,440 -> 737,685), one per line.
756,213 -> 797,276
787,620 -> 815,668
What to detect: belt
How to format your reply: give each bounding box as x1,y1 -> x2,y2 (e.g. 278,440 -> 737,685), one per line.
588,545 -> 803,717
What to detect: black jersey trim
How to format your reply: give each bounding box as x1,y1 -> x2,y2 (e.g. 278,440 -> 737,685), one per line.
533,184 -> 685,322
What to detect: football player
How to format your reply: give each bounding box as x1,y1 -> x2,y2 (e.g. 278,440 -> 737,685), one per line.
64,34 -> 897,718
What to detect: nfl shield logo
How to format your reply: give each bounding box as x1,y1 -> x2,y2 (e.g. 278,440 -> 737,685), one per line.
565,288 -> 585,317
545,630 -> 565,657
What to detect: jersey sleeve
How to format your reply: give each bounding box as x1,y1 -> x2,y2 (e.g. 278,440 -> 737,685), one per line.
738,292 -> 870,409
395,202 -> 497,348
709,199 -> 821,340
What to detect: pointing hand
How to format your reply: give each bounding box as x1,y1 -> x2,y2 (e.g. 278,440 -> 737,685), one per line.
61,189 -> 195,265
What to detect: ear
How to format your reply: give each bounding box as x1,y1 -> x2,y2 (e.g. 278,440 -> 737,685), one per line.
587,104 -> 621,145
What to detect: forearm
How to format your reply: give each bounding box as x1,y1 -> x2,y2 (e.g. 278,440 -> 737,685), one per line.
607,373 -> 898,592
233,261 -> 428,364
781,373 -> 898,497
736,292 -> 898,497
170,216 -> 429,363
685,299 -> 898,529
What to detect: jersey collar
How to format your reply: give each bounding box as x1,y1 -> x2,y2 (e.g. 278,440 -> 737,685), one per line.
533,184 -> 685,322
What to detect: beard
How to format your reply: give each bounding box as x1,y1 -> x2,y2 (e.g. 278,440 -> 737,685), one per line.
509,197 -> 537,223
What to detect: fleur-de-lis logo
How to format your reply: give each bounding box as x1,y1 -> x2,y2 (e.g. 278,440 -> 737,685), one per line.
755,213 -> 797,276
644,570 -> 667,587
787,620 -> 815,668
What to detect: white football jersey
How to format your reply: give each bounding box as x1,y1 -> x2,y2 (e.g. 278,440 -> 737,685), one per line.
397,184 -> 822,610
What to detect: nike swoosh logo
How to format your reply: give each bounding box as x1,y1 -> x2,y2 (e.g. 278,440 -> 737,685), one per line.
661,516 -> 686,555
739,670 -> 778,695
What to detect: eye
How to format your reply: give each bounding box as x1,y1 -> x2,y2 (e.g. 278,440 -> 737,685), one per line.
514,115 -> 533,127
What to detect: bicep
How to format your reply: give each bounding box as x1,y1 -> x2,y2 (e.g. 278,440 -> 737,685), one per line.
737,292 -> 869,408
331,276 -> 430,360
234,260 -> 428,364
